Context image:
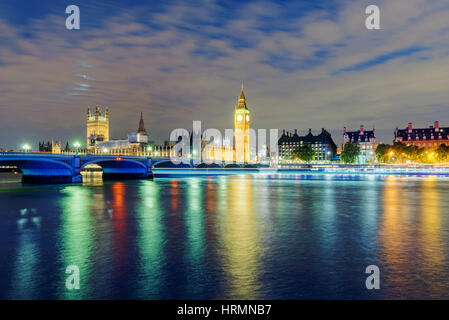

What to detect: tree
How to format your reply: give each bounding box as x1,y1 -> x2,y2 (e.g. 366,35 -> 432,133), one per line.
291,144 -> 315,163
392,142 -> 409,163
341,142 -> 361,164
375,143 -> 390,163
406,145 -> 424,163
436,144 -> 449,163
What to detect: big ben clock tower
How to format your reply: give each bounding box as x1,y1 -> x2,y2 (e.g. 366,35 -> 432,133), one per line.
234,82 -> 250,163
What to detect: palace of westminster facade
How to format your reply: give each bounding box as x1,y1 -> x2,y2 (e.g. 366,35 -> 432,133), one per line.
83,84 -> 253,163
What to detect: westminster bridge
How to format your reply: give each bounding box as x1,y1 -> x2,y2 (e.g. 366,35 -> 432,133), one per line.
0,152 -> 176,183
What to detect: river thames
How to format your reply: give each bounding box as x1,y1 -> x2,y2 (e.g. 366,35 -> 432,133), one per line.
1,172 -> 449,299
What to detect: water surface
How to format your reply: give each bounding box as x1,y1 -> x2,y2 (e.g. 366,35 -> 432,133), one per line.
1,172 -> 449,299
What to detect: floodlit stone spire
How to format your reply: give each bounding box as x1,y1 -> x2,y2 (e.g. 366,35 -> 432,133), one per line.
137,112 -> 147,135
237,81 -> 247,109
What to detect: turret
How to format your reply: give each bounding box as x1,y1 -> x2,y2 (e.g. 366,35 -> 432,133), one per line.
137,112 -> 147,135
94,105 -> 101,119
237,82 -> 248,109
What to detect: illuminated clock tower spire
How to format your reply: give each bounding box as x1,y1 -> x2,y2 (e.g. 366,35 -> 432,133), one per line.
234,82 -> 250,163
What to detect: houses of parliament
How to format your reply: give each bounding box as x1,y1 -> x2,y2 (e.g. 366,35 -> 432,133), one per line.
82,84 -> 252,162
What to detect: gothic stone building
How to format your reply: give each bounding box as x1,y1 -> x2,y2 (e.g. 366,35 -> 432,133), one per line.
86,106 -> 109,151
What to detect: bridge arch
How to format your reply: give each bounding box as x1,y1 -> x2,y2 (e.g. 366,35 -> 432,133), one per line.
0,158 -> 73,175
0,157 -> 74,183
81,158 -> 149,179
81,158 -> 148,171
152,159 -> 192,168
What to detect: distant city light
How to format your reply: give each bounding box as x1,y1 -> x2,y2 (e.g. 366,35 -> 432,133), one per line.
102,148 -> 108,153
73,142 -> 81,148
22,144 -> 30,152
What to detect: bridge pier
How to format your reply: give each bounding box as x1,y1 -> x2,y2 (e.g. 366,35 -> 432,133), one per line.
72,155 -> 82,183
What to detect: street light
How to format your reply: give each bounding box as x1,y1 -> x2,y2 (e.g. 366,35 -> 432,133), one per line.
73,142 -> 81,154
22,144 -> 30,152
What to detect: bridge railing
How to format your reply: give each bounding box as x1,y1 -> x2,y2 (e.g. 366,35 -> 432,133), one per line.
0,152 -> 76,158
0,152 -> 154,160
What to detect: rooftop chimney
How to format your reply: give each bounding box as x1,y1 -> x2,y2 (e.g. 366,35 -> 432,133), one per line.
344,127 -> 347,135
408,122 -> 413,133
435,121 -> 440,132
360,125 -> 364,135
294,129 -> 298,135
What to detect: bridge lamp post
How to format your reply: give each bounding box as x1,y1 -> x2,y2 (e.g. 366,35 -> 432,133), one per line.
22,144 -> 30,153
73,142 -> 81,155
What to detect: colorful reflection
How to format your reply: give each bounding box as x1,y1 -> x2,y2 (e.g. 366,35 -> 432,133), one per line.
136,180 -> 166,298
170,180 -> 179,211
217,177 -> 262,299
417,177 -> 447,297
3,174 -> 449,299
380,176 -> 414,298
10,222 -> 40,299
184,179 -> 206,295
58,186 -> 94,299
111,182 -> 130,285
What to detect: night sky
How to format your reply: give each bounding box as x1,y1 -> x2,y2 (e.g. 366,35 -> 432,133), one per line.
1,0 -> 449,149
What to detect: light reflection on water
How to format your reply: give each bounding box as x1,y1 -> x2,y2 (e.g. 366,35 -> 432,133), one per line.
1,173 -> 449,299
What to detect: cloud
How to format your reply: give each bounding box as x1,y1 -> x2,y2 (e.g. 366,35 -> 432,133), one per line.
1,0 -> 449,149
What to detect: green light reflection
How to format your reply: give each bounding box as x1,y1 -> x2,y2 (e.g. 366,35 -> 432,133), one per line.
136,180 -> 165,298
58,186 -> 94,299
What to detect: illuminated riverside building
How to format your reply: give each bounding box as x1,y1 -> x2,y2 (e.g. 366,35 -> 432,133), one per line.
278,128 -> 337,163
87,85 -> 253,162
86,106 -> 109,152
149,84 -> 252,163
234,83 -> 251,163
94,113 -> 149,156
395,121 -> 449,148
38,140 -> 62,154
343,125 -> 377,164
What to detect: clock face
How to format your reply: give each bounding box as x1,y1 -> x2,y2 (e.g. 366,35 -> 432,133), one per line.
246,115 -> 250,122
237,114 -> 243,122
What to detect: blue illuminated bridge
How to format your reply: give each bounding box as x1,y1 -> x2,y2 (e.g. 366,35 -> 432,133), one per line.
0,152 -> 175,183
